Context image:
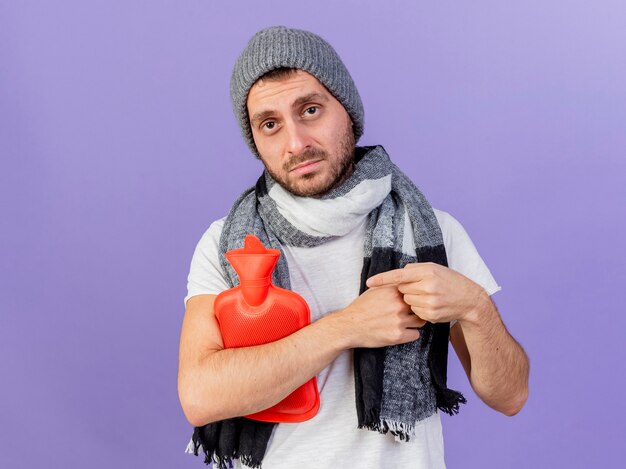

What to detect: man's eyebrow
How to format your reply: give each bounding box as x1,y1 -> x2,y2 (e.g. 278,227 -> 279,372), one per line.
250,110 -> 275,127
292,92 -> 329,109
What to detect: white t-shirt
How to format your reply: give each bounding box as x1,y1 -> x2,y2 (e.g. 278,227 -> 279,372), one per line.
185,209 -> 501,469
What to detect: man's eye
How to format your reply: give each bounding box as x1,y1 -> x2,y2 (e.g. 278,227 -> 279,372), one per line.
262,121 -> 276,130
304,106 -> 318,115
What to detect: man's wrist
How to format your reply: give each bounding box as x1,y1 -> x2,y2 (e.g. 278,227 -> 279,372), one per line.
459,288 -> 496,329
315,309 -> 355,351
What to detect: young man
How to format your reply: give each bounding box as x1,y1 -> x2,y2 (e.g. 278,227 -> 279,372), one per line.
178,26 -> 529,469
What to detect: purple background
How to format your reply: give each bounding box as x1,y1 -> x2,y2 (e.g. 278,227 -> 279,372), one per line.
2,1 -> 625,468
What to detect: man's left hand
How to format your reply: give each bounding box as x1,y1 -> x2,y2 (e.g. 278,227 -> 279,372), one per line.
366,262 -> 487,325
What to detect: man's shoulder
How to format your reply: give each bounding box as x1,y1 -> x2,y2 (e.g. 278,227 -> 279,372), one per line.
201,215 -> 228,239
432,207 -> 449,222
432,208 -> 462,235
192,215 -> 228,254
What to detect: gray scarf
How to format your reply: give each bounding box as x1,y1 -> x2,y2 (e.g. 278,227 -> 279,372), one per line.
189,145 -> 465,468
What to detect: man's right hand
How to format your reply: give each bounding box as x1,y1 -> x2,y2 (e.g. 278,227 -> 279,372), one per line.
330,285 -> 427,349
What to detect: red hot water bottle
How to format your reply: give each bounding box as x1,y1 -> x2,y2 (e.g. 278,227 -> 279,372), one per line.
214,234 -> 320,423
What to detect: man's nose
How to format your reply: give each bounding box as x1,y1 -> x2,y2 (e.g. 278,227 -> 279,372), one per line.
284,120 -> 312,156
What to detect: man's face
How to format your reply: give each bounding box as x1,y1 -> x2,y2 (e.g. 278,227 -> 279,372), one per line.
246,70 -> 356,198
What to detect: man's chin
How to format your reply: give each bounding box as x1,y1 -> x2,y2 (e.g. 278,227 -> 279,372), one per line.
280,176 -> 334,198
284,185 -> 327,198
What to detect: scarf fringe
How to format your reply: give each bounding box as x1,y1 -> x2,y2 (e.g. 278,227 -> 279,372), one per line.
437,388 -> 467,416
213,456 -> 234,469
358,419 -> 415,442
240,454 -> 263,469
358,421 -> 383,433
186,436 -> 233,469
186,437 -> 263,469
382,419 -> 415,442
185,437 -> 196,455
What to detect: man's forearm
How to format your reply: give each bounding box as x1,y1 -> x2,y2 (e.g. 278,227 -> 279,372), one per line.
457,291 -> 529,415
180,313 -> 348,426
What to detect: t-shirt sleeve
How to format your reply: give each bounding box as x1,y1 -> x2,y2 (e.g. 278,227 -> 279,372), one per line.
183,217 -> 230,307
433,209 -> 502,327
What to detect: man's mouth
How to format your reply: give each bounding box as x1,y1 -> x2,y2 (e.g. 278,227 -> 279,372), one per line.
289,159 -> 323,174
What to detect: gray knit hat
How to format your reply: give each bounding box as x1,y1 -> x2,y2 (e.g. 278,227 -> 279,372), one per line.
230,26 -> 365,157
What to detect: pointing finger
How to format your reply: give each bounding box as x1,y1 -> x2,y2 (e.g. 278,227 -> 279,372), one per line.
366,265 -> 426,288
366,268 -> 403,287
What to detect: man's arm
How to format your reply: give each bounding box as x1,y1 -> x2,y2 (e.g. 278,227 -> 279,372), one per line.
366,262 -> 529,416
449,294 -> 529,416
178,286 -> 425,427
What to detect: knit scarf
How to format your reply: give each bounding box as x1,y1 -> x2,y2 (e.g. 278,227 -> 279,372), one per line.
187,145 -> 465,468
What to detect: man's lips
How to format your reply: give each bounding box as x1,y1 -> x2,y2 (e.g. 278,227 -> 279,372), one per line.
289,159 -> 323,174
